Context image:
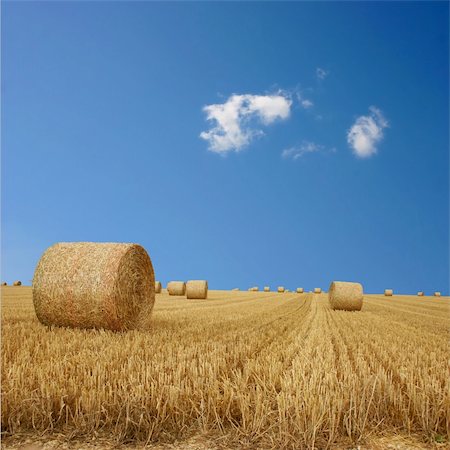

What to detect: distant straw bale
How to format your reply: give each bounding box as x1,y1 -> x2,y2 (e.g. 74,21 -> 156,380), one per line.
314,288 -> 321,294
13,281 -> 22,286
186,280 -> 208,299
248,286 -> 259,292
167,281 -> 186,296
328,281 -> 363,311
232,288 -> 240,291
32,242 -> 155,331
155,281 -> 162,294
434,292 -> 441,297
417,291 -> 424,296
385,289 -> 393,296
1,282 -> 7,286
296,288 -> 304,293
264,286 -> 270,292
277,287 -> 285,293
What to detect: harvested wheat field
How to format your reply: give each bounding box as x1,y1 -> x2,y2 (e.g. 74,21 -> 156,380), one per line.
1,286 -> 449,449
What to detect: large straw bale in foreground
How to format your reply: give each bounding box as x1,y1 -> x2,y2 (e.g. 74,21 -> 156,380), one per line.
167,281 -> 186,296
296,288 -> 304,293
277,286 -> 285,293
13,281 -> 22,286
385,289 -> 393,296
434,292 -> 441,297
264,286 -> 270,292
33,242 -> 155,331
314,288 -> 321,294
328,281 -> 363,311
186,280 -> 208,299
155,281 -> 162,293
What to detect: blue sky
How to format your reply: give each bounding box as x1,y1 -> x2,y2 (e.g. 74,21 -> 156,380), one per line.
2,2 -> 449,294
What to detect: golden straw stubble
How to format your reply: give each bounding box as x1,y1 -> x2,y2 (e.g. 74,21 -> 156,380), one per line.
167,281 -> 186,296
186,280 -> 208,299
32,242 -> 155,331
328,281 -> 363,311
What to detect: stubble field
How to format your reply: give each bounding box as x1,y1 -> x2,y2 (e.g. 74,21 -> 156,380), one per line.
1,286 -> 449,449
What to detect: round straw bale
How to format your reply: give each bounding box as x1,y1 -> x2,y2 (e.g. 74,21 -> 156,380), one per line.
232,288 -> 239,291
1,282 -> 7,286
277,286 -> 285,293
263,286 -> 270,292
13,280 -> 22,286
314,288 -> 321,294
434,292 -> 441,297
32,242 -> 155,331
155,281 -> 162,294
186,280 -> 208,299
328,281 -> 363,311
384,289 -> 393,296
417,291 -> 424,296
296,288 -> 304,293
167,281 -> 186,296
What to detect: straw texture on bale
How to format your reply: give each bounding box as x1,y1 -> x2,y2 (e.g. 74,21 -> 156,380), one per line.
314,288 -> 322,294
186,280 -> 208,299
328,281 -> 363,311
277,287 -> 285,293
13,281 -> 22,286
167,281 -> 186,296
385,289 -> 393,296
155,281 -> 162,294
32,242 -> 155,331
434,292 -> 441,297
296,288 -> 304,293
263,286 -> 270,292
1,282 -> 7,286
417,291 -> 424,296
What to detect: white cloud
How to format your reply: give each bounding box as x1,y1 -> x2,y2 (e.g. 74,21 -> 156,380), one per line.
347,107 -> 388,158
316,67 -> 328,80
300,99 -> 313,109
282,141 -> 324,160
200,93 -> 292,154
296,91 -> 314,109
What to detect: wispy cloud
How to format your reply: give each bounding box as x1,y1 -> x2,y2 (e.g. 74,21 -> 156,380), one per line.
200,93 -> 292,154
296,91 -> 314,109
282,141 -> 324,160
316,67 -> 328,80
347,107 -> 388,158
